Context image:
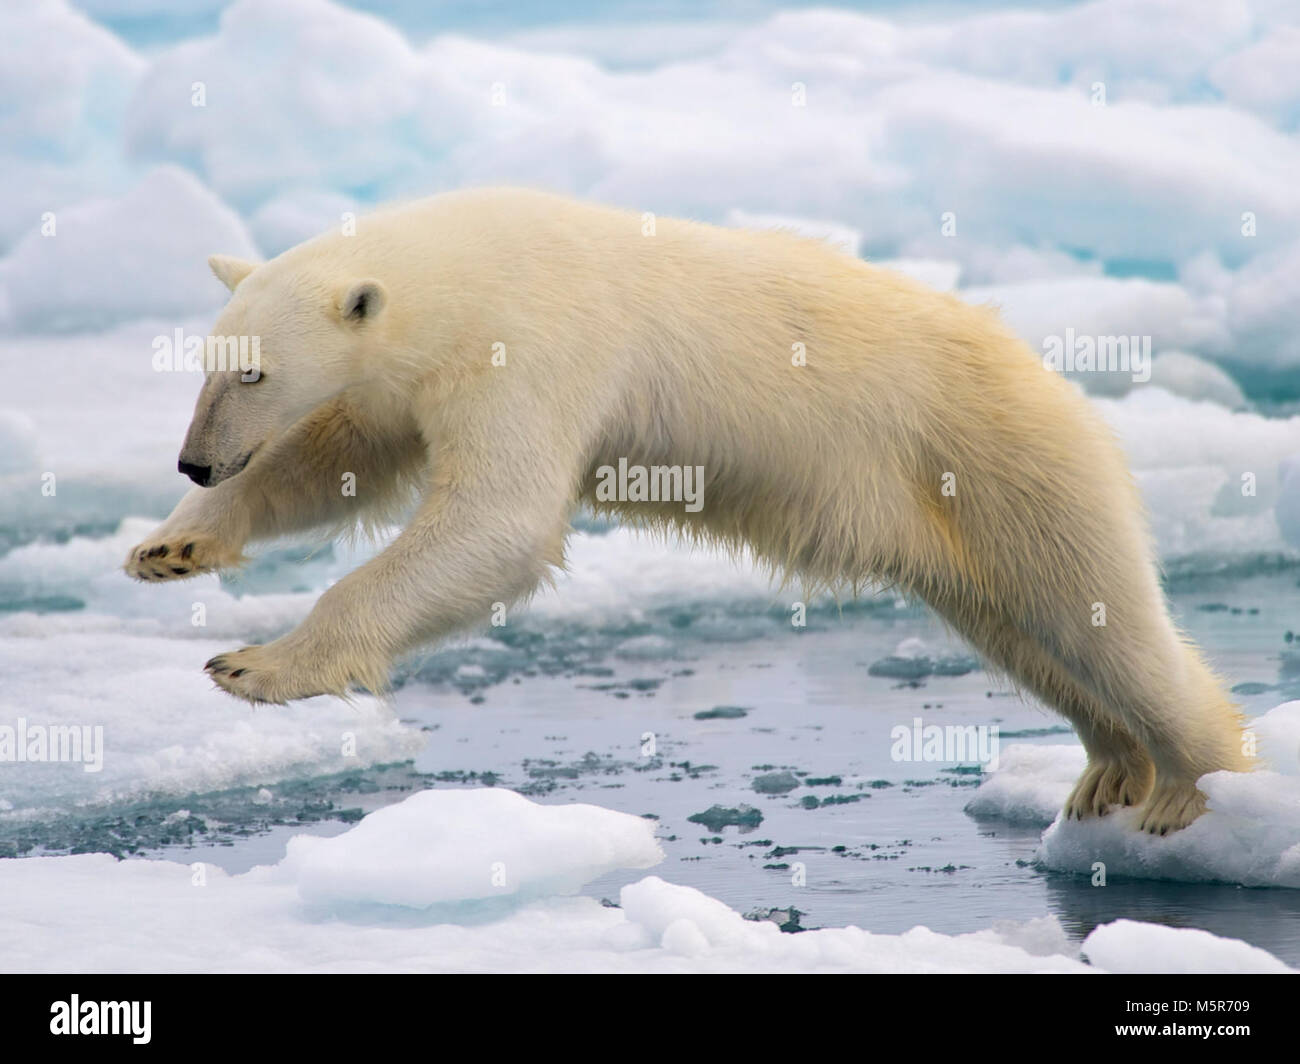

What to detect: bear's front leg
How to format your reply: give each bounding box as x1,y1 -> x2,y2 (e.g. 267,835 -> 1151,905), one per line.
128,398 -> 425,585
203,404 -> 579,703
203,556 -> 409,704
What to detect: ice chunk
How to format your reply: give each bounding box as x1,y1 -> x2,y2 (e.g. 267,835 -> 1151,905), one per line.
1039,770 -> 1300,888
247,189 -> 357,256
1141,351 -> 1246,409
0,0 -> 141,154
964,743 -> 1085,826
1100,388 -> 1300,558
961,276 -> 1225,387
969,704 -> 1300,887
0,166 -> 256,332
1210,27 -> 1300,142
1252,699 -> 1300,775
0,0 -> 143,250
283,787 -> 664,908
124,0 -> 424,207
1083,919 -> 1293,974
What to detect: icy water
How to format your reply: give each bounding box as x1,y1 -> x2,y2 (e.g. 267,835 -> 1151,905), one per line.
8,558 -> 1297,965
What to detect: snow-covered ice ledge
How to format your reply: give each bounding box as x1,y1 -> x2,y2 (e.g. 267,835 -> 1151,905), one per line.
1,786 -> 1290,974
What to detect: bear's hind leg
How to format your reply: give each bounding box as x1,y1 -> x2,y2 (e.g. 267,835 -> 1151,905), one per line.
988,628 -> 1156,819
904,387 -> 1247,833
997,607 -> 1242,833
927,595 -> 1154,821
1043,627 -> 1250,833
1018,611 -> 1245,834
1126,643 -> 1249,834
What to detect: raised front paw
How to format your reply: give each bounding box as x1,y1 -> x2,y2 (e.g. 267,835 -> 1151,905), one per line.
125,533 -> 237,582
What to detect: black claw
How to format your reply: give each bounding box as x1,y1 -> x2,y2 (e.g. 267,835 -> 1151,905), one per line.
229,668 -> 245,678
181,543 -> 195,559
170,566 -> 187,575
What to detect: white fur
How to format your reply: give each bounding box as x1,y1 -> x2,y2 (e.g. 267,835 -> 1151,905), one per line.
126,188 -> 1249,833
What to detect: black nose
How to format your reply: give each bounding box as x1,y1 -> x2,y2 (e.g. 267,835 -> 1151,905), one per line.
178,460 -> 211,486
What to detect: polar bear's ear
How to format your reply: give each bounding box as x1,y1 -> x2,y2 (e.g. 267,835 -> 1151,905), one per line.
208,254 -> 259,292
339,279 -> 387,324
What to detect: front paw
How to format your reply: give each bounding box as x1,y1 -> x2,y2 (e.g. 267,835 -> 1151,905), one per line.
125,533 -> 239,582
204,644 -> 334,704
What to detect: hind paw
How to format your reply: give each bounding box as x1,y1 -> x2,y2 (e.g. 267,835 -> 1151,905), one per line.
1137,779 -> 1207,835
1064,756 -> 1154,820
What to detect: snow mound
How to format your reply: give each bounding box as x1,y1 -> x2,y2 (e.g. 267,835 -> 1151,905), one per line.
124,0 -> 424,207
1253,700 -> 1300,772
248,189 -> 357,256
1083,919 -> 1293,974
0,166 -> 256,332
614,876 -> 1087,972
283,788 -> 664,908
0,0 -> 141,153
0,0 -> 143,251
1142,351 -> 1247,409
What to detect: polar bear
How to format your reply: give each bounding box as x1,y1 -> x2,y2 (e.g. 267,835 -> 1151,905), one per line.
126,188 -> 1248,833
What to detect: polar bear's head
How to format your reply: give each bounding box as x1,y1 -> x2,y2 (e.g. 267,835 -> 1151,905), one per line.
177,254 -> 388,487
